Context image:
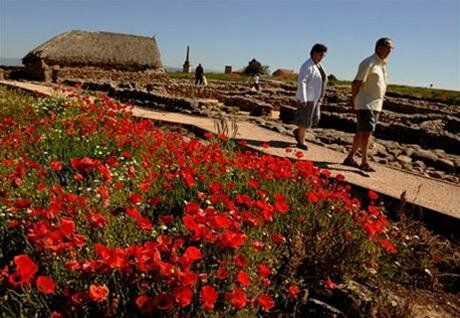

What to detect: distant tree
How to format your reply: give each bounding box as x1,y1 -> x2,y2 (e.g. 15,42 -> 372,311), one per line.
244,58 -> 270,76
327,74 -> 338,85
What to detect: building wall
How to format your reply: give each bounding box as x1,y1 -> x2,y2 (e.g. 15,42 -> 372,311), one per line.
23,60 -> 167,84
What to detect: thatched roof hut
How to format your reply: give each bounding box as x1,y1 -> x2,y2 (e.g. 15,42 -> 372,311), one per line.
23,30 -> 164,82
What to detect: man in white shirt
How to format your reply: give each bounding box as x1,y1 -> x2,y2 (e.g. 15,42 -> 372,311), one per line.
343,38 -> 393,172
293,43 -> 328,150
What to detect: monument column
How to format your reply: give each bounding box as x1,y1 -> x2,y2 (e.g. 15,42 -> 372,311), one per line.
182,46 -> 192,73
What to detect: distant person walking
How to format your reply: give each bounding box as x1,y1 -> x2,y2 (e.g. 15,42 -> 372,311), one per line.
252,73 -> 260,91
343,38 -> 393,172
293,43 -> 328,150
195,63 -> 204,85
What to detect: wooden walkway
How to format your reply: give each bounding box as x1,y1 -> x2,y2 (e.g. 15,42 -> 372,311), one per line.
2,80 -> 459,221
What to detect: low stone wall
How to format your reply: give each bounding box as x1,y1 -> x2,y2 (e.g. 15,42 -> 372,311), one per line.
0,66 -> 26,80
55,66 -> 167,85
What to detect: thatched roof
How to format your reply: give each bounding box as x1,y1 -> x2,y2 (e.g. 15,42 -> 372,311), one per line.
23,30 -> 163,70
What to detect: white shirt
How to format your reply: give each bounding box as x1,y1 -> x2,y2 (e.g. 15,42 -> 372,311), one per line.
295,58 -> 326,104
354,54 -> 389,112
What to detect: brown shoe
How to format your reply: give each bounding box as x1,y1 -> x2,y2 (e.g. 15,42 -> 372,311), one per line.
342,157 -> 359,168
359,162 -> 376,172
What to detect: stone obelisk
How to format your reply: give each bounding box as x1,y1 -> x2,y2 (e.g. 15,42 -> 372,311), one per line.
182,46 -> 192,73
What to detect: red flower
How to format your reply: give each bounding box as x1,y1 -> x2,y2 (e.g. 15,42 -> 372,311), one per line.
14,254 -> 38,282
288,285 -> 300,299
236,270 -> 251,286
379,238 -> 398,253
126,207 -> 140,219
36,276 -> 56,294
274,200 -> 289,214
184,202 -> 200,215
50,312 -> 63,318
368,190 -> 379,201
185,246 -> 202,261
129,193 -> 142,205
216,267 -> 229,280
209,181 -> 222,194
89,284 -> 109,302
201,285 -> 218,310
173,286 -> 193,307
59,217 -> 76,236
225,288 -> 248,309
306,192 -> 319,203
233,254 -> 248,267
256,294 -> 274,311
271,233 -> 286,244
14,199 -> 31,209
247,179 -> 260,188
153,293 -> 174,310
258,264 -> 271,278
324,278 -> 338,289
336,174 -> 345,181
295,151 -> 304,158
135,295 -> 154,314
88,213 -> 108,228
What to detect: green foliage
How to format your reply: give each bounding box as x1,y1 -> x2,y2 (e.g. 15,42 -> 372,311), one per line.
243,58 -> 270,76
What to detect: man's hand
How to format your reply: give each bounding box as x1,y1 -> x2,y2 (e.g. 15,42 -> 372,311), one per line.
351,80 -> 363,111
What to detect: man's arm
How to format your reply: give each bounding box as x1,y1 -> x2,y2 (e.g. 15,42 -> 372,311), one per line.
351,80 -> 363,110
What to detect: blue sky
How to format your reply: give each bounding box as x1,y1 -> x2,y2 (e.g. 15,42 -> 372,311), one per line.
1,0 -> 459,90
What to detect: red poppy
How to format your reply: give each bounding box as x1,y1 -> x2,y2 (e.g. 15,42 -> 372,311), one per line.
36,276 -> 56,294
257,264 -> 271,278
50,160 -> 62,170
225,288 -> 248,309
256,294 -> 274,311
368,190 -> 379,201
236,270 -> 251,286
324,278 -> 338,289
129,193 -> 142,205
89,284 -> 109,302
14,198 -> 31,209
135,295 -> 154,314
216,267 -> 229,280
126,207 -> 140,219
201,285 -> 218,310
50,312 -> 63,318
209,181 -> 222,194
274,200 -> 289,214
57,217 -> 75,237
184,202 -> 200,215
271,233 -> 286,244
233,254 -> 248,267
379,238 -> 398,253
184,246 -> 202,261
88,213 -> 108,228
288,285 -> 300,299
14,254 -> 38,282
173,286 -> 193,307
306,192 -> 319,203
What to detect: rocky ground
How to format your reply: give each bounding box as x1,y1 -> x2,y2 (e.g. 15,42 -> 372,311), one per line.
60,76 -> 459,184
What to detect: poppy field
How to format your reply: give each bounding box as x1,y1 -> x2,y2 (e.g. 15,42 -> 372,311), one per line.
0,86 -> 417,317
